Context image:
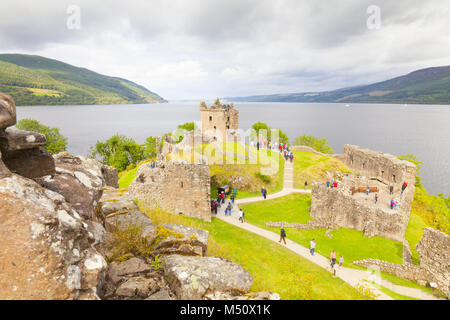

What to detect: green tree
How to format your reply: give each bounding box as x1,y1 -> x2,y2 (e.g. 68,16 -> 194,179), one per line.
398,154 -> 423,187
143,136 -> 158,159
293,135 -> 334,154
251,122 -> 289,144
16,118 -> 68,154
88,134 -> 145,171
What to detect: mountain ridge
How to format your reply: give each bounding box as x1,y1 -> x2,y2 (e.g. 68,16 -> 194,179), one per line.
0,54 -> 167,106
225,66 -> 450,105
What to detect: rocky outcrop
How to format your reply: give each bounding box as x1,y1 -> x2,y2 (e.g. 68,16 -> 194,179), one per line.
101,165 -> 119,188
153,224 -> 209,257
0,94 -> 55,179
163,255 -> 253,300
0,174 -> 106,299
35,153 -> 105,220
0,93 -> 16,129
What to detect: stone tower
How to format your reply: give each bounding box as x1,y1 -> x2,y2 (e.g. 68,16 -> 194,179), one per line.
199,99 -> 239,141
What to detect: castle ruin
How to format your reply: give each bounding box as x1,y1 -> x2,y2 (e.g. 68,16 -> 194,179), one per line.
307,145 -> 417,242
199,99 -> 239,142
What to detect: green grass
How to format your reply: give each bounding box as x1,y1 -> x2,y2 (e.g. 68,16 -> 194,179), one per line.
241,194 -> 404,266
292,150 -> 352,189
142,207 -> 365,300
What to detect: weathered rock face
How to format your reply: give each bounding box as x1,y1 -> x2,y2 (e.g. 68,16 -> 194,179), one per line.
35,153 -> 105,220
0,150 -> 11,178
416,228 -> 450,295
0,93 -> 16,129
101,165 -> 119,188
0,128 -> 47,152
1,146 -> 55,178
101,257 -> 171,300
163,255 -> 253,300
153,224 -> 209,257
129,160 -> 211,222
0,174 -> 106,299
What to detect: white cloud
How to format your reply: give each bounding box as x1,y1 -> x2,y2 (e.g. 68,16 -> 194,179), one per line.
0,0 -> 449,99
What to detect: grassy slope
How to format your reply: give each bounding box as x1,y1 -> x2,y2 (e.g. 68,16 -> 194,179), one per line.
292,150 -> 352,189
0,54 -> 166,105
143,207 -> 365,300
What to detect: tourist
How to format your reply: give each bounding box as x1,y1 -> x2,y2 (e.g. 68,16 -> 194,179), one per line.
304,181 -> 308,190
339,256 -> 344,267
401,182 -> 408,194
279,227 -> 287,245
390,199 -> 395,210
233,187 -> 237,198
333,180 -> 338,188
261,186 -> 267,199
220,191 -> 225,204
256,141 -> 260,150
230,192 -> 235,204
375,193 -> 378,204
310,239 -> 316,255
326,180 -> 330,188
389,185 -> 394,195
225,202 -> 232,216
330,250 -> 336,269
150,160 -> 156,168
239,208 -> 245,223
290,153 -> 293,162
366,186 -> 370,196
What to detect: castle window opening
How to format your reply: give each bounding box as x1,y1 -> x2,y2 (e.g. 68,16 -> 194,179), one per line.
393,174 -> 396,182
209,116 -> 212,121
181,181 -> 184,188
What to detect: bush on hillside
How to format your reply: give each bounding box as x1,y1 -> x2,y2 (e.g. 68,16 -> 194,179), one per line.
293,135 -> 334,154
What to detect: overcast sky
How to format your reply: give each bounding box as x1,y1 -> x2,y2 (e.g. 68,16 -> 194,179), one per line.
1,0 -> 449,100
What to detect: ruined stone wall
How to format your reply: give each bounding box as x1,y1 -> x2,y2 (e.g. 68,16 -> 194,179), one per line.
128,160 -> 211,221
416,228 -> 449,295
310,182 -> 410,242
200,102 -> 239,141
342,144 -> 416,185
354,228 -> 449,296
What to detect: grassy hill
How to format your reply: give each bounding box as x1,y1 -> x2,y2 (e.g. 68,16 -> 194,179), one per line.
227,66 -> 450,105
0,54 -> 166,106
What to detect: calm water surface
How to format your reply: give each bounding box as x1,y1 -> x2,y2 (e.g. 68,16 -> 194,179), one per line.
16,102 -> 450,195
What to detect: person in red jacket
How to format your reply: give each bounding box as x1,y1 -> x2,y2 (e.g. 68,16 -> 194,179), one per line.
401,182 -> 408,194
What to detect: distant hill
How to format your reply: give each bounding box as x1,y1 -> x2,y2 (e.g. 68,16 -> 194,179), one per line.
226,66 -> 450,104
0,54 -> 166,106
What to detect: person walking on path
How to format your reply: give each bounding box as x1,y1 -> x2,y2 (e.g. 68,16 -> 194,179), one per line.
401,182 -> 408,194
290,152 -> 293,162
230,193 -> 235,204
238,208 -> 245,223
375,193 -> 378,204
225,202 -> 232,216
339,256 -> 344,267
310,239 -> 316,256
261,186 -> 267,199
330,250 -> 336,269
326,180 -> 330,188
279,227 -> 287,245
304,181 -> 308,190
366,186 -> 370,196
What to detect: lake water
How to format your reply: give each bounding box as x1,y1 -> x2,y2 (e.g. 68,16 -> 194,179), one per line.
16,102 -> 450,195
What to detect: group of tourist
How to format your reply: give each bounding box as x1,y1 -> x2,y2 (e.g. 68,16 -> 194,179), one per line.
212,188 -> 245,223
283,150 -> 294,162
326,179 -> 339,188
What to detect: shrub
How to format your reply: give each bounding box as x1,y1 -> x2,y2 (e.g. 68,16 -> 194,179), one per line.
293,135 -> 334,154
